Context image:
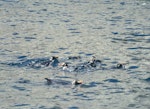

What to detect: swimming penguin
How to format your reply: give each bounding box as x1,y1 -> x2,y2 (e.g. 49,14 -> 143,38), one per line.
48,56 -> 59,67
72,80 -> 83,85
45,78 -> 83,86
59,62 -> 75,72
28,56 -> 59,68
117,61 -> 129,69
88,56 -> 101,68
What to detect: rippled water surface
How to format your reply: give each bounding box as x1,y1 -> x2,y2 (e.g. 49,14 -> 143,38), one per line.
0,0 -> 150,109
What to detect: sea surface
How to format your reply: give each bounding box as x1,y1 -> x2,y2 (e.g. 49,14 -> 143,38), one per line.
0,0 -> 150,109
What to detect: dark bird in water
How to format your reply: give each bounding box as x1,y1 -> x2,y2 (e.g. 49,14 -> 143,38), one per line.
68,56 -> 81,60
72,80 -> 83,85
59,62 -> 75,72
60,62 -> 69,71
116,62 -> 129,69
49,56 -> 59,67
117,63 -> 124,69
30,56 -> 59,68
45,78 -> 52,85
87,56 -> 101,67
6,56 -> 60,68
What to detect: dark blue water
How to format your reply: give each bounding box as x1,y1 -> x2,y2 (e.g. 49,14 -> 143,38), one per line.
0,0 -> 150,109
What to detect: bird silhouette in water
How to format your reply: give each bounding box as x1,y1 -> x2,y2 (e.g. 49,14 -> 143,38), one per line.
45,78 -> 83,86
116,62 -> 129,69
40,56 -> 59,67
87,56 -> 101,68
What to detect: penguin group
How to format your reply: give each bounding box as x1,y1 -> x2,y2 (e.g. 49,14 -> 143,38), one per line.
6,55 -> 128,86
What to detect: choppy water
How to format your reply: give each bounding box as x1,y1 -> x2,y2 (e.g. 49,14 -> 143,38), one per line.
0,0 -> 150,109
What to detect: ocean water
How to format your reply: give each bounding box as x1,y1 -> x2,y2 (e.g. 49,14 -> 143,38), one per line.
0,0 -> 150,109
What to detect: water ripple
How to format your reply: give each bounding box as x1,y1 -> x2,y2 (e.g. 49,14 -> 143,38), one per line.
68,106 -> 79,109
14,103 -> 30,107
81,82 -> 103,88
103,79 -> 121,83
144,77 -> 150,82
12,85 -> 26,91
127,47 -> 150,50
16,78 -> 30,84
128,66 -> 139,69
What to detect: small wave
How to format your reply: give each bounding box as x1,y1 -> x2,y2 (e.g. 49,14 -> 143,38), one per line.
103,79 -> 121,83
